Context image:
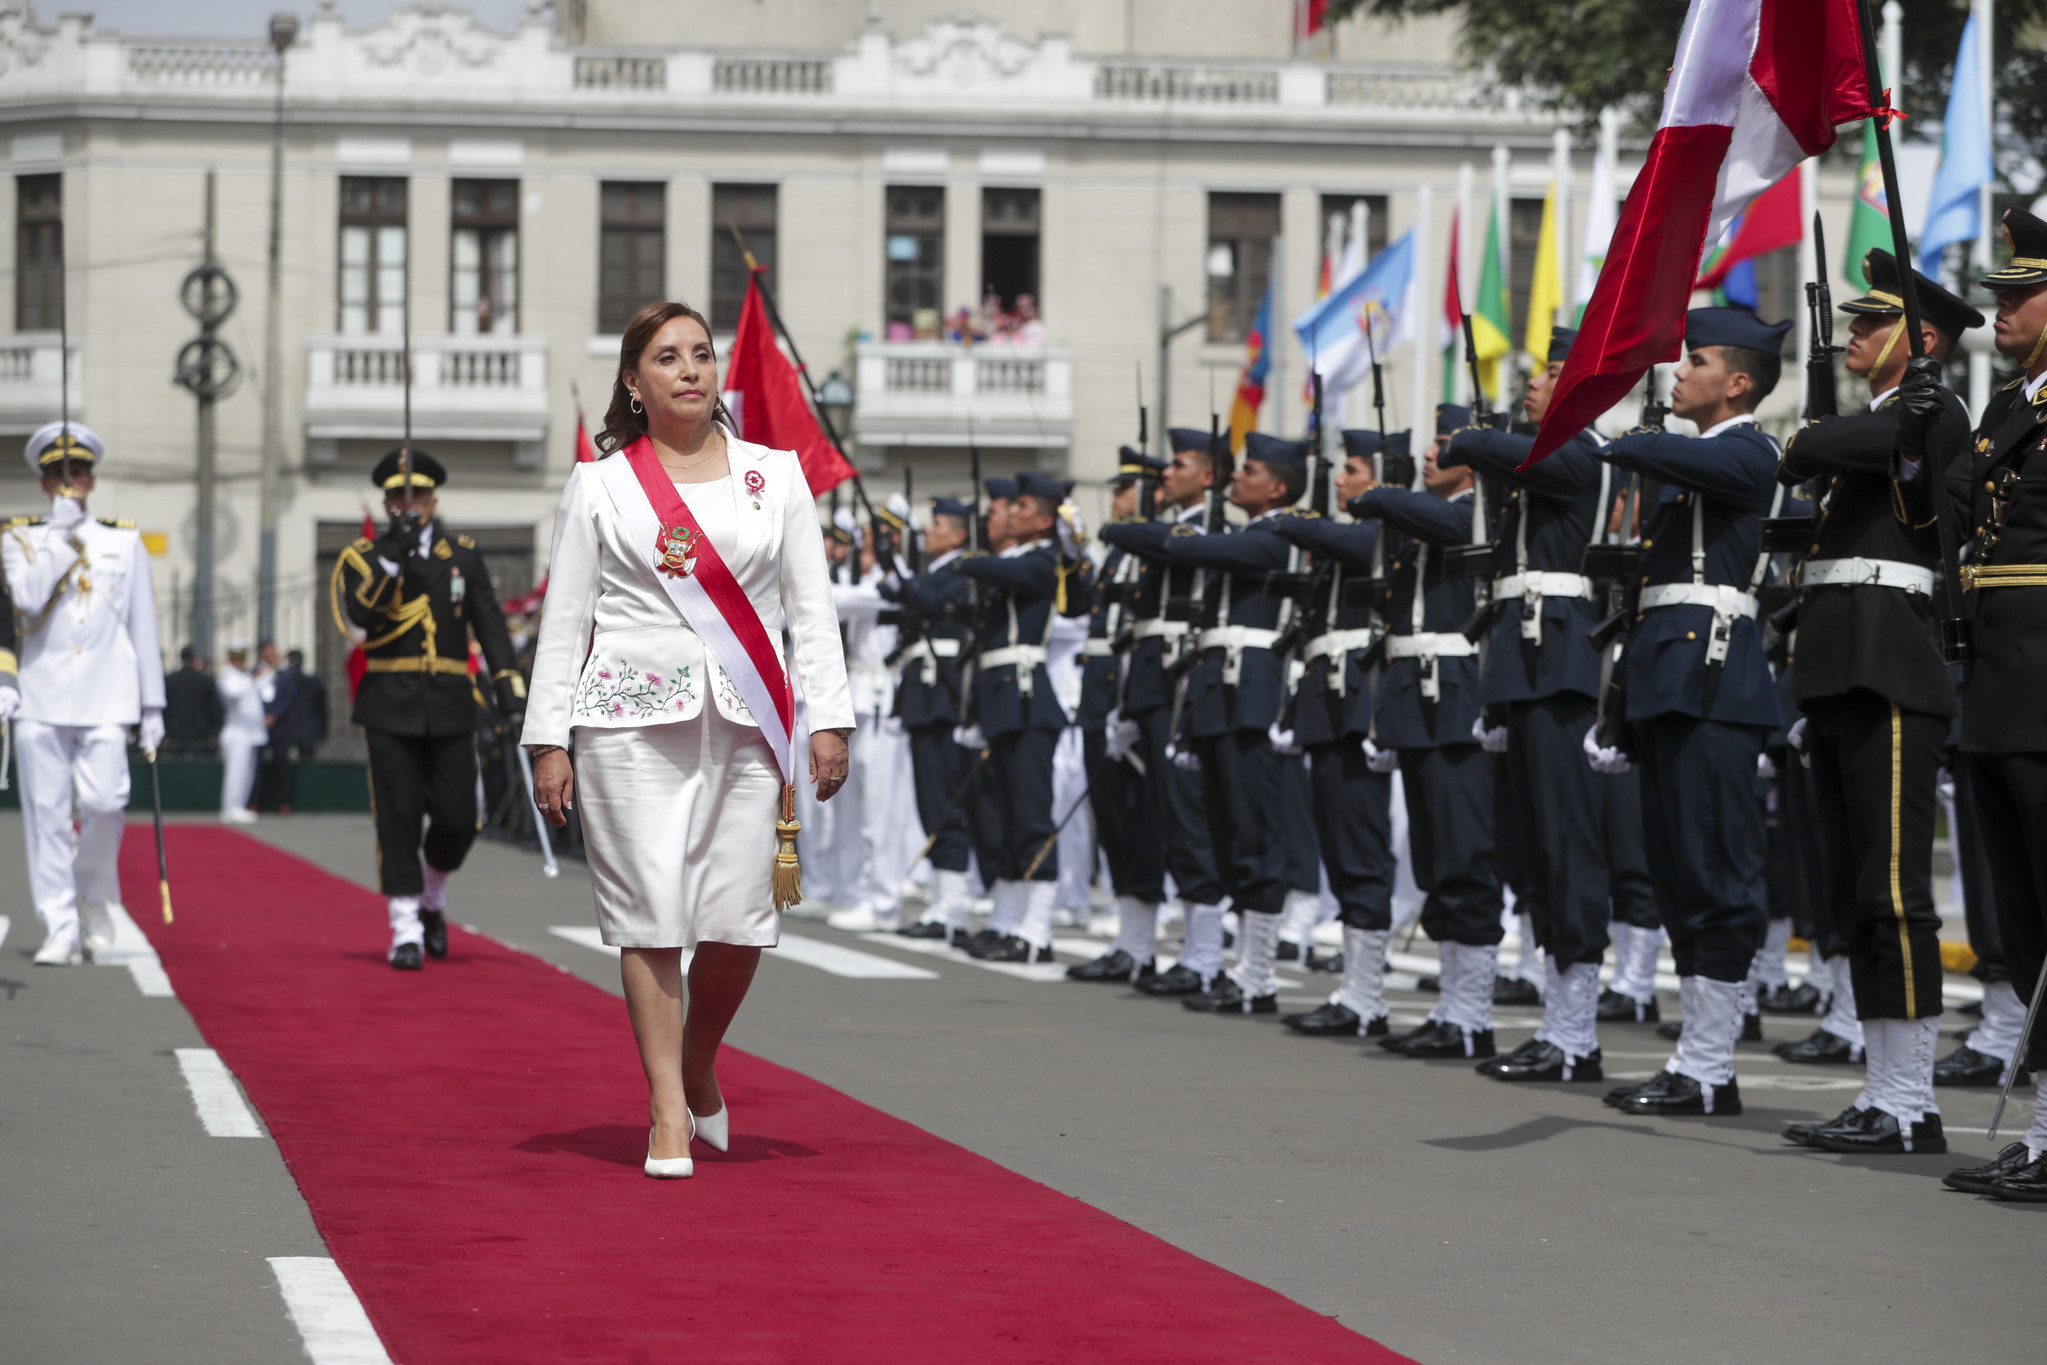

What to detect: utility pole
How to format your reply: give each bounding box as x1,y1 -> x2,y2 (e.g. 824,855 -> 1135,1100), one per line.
256,10 -> 297,644
1156,283 -> 1206,441
176,171 -> 241,662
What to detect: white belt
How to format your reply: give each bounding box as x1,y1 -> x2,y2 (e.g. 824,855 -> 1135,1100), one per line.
1495,571 -> 1595,601
1638,583 -> 1760,618
1132,619 -> 1190,641
1796,557 -> 1935,596
898,636 -> 962,686
1383,631 -> 1474,703
1305,628 -> 1378,662
1197,625 -> 1279,687
978,643 -> 1048,698
1082,638 -> 1116,658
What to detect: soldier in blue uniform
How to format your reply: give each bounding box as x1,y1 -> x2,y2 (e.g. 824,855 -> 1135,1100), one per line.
1070,454 -> 1171,983
1350,404 -> 1502,1060
885,496 -> 977,943
1100,429 -> 1233,996
1442,326 -> 1614,1083
1591,307 -> 1789,1118
1772,249 -> 1978,1157
1270,427 -> 1403,1037
1102,432 -> 1305,1014
950,471 -> 1069,962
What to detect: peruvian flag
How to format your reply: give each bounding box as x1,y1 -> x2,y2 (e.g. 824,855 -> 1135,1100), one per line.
1527,0 -> 1871,464
723,271 -> 859,496
1693,170 -> 1803,292
572,411 -> 598,463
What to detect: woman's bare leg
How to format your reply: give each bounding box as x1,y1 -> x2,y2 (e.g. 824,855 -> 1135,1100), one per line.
621,947 -> 690,1160
683,943 -> 762,1119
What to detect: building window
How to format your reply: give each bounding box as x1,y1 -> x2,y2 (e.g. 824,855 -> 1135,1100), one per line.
16,174 -> 61,331
598,181 -> 665,334
1738,247 -> 1801,329
1509,196 -> 1547,345
339,176 -> 407,336
451,179 -> 518,336
711,183 -> 777,332
1317,194 -> 1389,275
981,187 -> 1039,320
884,185 -> 944,340
1207,192 -> 1280,343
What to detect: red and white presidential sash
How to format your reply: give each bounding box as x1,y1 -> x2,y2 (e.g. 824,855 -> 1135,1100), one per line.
594,435 -> 798,785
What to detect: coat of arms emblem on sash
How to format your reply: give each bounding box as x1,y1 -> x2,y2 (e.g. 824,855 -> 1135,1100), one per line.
655,524 -> 698,579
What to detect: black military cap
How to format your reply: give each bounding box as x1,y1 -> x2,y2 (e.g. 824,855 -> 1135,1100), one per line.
1981,207 -> 2047,289
1340,429 -> 1385,459
371,447 -> 448,492
1435,404 -> 1472,436
1686,306 -> 1793,356
1843,248 -> 1984,339
1166,427 -> 1214,455
983,476 -> 1019,501
1014,471 -> 1065,502
930,496 -> 972,520
1549,326 -> 1579,364
1243,431 -> 1309,469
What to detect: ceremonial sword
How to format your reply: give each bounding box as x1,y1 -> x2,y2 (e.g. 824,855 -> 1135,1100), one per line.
1987,955 -> 2047,1144
515,745 -> 559,879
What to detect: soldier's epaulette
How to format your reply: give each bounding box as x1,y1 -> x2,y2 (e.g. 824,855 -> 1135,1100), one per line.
350,536 -> 374,551
456,533 -> 476,550
1285,508 -> 1321,519
8,515 -> 43,527
2002,375 -> 2024,392
97,517 -> 135,529
1169,522 -> 1200,537
958,548 -> 990,559
1108,514 -> 1146,525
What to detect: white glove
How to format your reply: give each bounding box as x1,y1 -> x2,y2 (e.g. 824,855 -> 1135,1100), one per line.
1268,721 -> 1302,756
138,707 -> 165,755
1362,737 -> 1399,774
48,492 -> 85,530
951,724 -> 986,750
1582,725 -> 1630,775
1104,710 -> 1140,762
1936,765 -> 1955,803
1472,717 -> 1509,753
1167,742 -> 1202,772
1756,751 -> 1778,781
0,685 -> 18,722
1786,716 -> 1807,753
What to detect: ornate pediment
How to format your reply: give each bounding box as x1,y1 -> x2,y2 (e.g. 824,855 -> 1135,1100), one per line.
359,2 -> 504,80
0,6 -> 51,78
892,15 -> 1036,91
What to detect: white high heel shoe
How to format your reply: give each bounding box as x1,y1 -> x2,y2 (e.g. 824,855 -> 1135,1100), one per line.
691,1105 -> 729,1154
643,1114 -> 695,1179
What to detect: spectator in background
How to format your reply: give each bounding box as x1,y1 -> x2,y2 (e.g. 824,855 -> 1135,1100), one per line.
162,645 -> 222,757
262,648 -> 327,813
216,643 -> 266,825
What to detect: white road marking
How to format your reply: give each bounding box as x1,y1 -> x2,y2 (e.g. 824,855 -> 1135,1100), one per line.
173,1048 -> 262,1137
774,932 -> 937,979
863,932 -> 1071,981
0,913 -> 8,946
549,925 -> 623,958
96,902 -> 175,997
268,1258 -> 393,1365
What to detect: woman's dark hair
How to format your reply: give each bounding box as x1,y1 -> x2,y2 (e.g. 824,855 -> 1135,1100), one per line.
597,300 -> 735,454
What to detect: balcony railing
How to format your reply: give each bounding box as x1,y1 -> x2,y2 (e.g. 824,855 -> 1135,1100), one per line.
1093,64 -> 1279,104
713,57 -> 832,95
575,55 -> 667,91
128,44 -> 277,87
853,342 -> 1071,450
0,333 -> 82,435
304,334 -> 549,466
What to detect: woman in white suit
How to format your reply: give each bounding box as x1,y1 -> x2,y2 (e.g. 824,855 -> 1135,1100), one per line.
525,301 -> 853,1179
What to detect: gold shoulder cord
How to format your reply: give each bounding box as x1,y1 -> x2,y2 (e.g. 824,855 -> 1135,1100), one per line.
329,546 -> 438,654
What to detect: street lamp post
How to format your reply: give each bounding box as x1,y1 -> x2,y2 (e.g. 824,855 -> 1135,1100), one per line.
255,10 -> 297,645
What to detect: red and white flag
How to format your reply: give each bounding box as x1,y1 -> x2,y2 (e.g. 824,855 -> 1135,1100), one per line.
1527,0 -> 1870,464
723,272 -> 858,497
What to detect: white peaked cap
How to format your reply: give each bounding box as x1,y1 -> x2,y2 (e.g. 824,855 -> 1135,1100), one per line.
24,420 -> 104,473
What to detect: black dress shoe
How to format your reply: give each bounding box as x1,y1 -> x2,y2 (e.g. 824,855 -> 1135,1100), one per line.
389,943 -> 424,971
1391,1019 -> 1495,1059
1305,948 -> 1344,974
1183,977 -> 1277,1015
1656,1020 -> 1683,1041
1742,1011 -> 1763,1042
1276,940 -> 1302,962
1493,976 -> 1541,1006
1067,949 -> 1145,982
1985,1152 -> 2047,1201
981,935 -> 1055,964
1773,1028 -> 1864,1065
1933,1043 -> 2010,1087
960,927 -> 1002,956
1597,989 -> 1661,1024
1782,1105 -> 1865,1147
1618,1070 -> 1742,1116
1603,1079 -> 1653,1108
1475,1036 -> 1548,1077
1492,1041 -> 1604,1082
1758,981 -> 1825,1014
1136,963 -> 1212,997
1412,974 -> 1441,993
420,910 -> 449,960
896,920 -> 952,940
1283,1001 -> 1388,1037
1943,1142 -> 2036,1194
1811,1108 -> 1947,1155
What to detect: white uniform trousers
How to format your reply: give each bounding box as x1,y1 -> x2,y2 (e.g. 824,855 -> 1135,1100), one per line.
17,720 -> 130,940
219,739 -> 260,818
851,715 -> 923,916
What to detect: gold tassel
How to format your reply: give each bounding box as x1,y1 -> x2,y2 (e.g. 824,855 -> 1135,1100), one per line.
771,783 -> 803,911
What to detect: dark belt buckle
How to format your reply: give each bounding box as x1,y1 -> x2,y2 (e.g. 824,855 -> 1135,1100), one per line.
1441,543 -> 1493,579
1941,616 -> 1973,665
1759,516 -> 1816,554
1580,543 -> 1639,580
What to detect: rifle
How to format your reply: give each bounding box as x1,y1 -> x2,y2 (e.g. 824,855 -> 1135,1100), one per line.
1444,313 -> 1498,584
1584,368 -> 1663,750
1136,368 -> 1157,522
1803,211 -> 1842,422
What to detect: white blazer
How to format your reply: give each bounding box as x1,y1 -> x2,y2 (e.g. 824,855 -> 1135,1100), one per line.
522,435 -> 854,750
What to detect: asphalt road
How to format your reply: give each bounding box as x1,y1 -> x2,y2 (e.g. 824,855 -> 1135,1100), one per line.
3,810 -> 2038,1364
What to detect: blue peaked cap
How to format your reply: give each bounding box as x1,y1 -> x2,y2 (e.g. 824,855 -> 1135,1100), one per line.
1686,306 -> 1792,356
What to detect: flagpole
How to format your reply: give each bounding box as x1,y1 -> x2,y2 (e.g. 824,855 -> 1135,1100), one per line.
1856,0 -> 1926,356
1795,158 -> 1816,381
1552,126 -> 1573,324
1411,184 -> 1433,459
1455,162 -> 1473,404
1491,144 -> 1512,384
1971,0 -> 1994,419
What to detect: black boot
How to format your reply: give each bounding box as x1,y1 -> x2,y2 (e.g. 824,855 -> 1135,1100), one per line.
1276,940 -> 1302,962
960,927 -> 1002,956
1492,976 -> 1541,1006
1943,1142 -> 2037,1194
981,935 -> 1054,964
420,910 -> 449,960
389,942 -> 423,971
1304,947 -> 1344,974
1810,1108 -> 1946,1155
1617,1070 -> 1742,1116
1782,1104 -> 1865,1147
1491,1041 -> 1603,1082
1283,1001 -> 1387,1037
1772,1028 -> 1864,1066
1183,976 -> 1277,1016
1475,1036 -> 1548,1077
1757,981 -> 1825,1015
1597,989 -> 1660,1024
1390,1019 -> 1495,1060
1656,1020 -> 1684,1041
1933,1043 -> 2011,1087
1136,963 -> 1211,997
896,920 -> 953,940
1067,949 -> 1145,982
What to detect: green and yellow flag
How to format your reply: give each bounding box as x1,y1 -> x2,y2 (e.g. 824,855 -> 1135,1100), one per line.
1469,202 -> 1513,401
1843,119 -> 1890,293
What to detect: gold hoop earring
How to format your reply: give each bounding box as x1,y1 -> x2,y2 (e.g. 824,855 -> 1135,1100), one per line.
630,396 -> 643,414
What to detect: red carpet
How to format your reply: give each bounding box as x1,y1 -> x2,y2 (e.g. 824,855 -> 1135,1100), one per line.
122,827 -> 1414,1364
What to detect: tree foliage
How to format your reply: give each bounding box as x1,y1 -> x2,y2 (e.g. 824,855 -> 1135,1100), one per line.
1332,0 -> 2047,170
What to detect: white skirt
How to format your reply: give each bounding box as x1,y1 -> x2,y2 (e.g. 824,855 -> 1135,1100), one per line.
575,706 -> 782,949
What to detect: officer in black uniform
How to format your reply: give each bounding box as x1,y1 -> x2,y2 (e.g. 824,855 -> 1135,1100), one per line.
330,449 -> 522,969
886,496 -> 976,943
1070,454 -> 1171,983
1941,208 -> 2047,1200
1591,307 -> 1788,1117
1270,427 -> 1402,1037
1350,404 -> 1502,1060
951,471 -> 1068,963
1770,248 -> 1978,1156
1105,429 -> 1232,996
1102,432 -> 1305,1015
1443,325 -> 1614,1084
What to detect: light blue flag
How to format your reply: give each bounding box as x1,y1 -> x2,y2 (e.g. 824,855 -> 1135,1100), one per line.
1292,228 -> 1415,400
1917,15 -> 1991,275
